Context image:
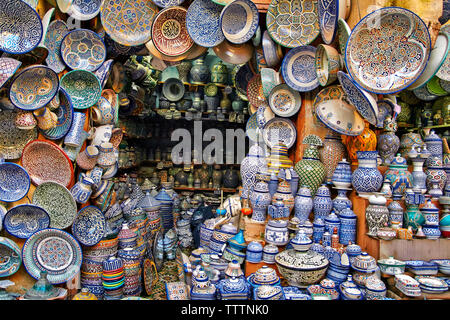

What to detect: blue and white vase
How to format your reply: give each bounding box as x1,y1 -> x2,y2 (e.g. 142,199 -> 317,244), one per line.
268,198 -> 290,219
423,224 -> 441,239
388,195 -> 404,229
70,175 -> 94,204
352,151 -> 383,198
424,130 -> 443,166
312,218 -> 325,243
241,144 -> 267,199
268,172 -> 279,199
313,184 -> 332,219
155,188 -> 174,233
331,158 -> 352,189
324,211 -> 341,235
338,206 -> 357,245
288,168 -> 299,197
294,186 -> 314,223
250,173 -> 271,222
332,188 -> 352,215
264,220 -> 289,246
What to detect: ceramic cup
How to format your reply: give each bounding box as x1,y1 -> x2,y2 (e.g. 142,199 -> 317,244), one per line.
76,145 -> 99,171
33,107 -> 57,130
92,97 -> 114,125
89,124 -> 113,147
65,112 -> 87,147
315,44 -> 343,87
97,142 -> 116,167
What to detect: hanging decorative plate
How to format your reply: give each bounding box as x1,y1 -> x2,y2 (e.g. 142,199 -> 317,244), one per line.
71,206 -> 106,247
220,0 -> 259,44
315,99 -> 364,136
0,0 -> 43,54
152,0 -> 185,8
60,70 -> 102,110
246,112 -> 261,142
9,66 -> 59,111
440,78 -> 450,93
376,99 -> 394,128
266,0 -> 320,48
44,20 -> 69,74
211,0 -> 233,4
32,182 -> 78,230
246,74 -> 266,107
22,0 -> 38,9
345,7 -> 431,94
185,0 -> 224,48
213,39 -> 254,65
0,160 -> 30,203
67,0 -> 102,21
151,6 -> 193,57
100,0 -> 159,46
262,31 -> 283,68
40,88 -> 74,140
337,71 -> 379,126
22,228 -> 82,284
0,110 -> 37,160
0,58 -> 21,89
262,117 -> 297,149
143,258 -> 158,295
413,85 -> 438,101
437,32 -> 450,81
318,0 -> 337,44
256,102 -> 275,129
426,76 -> 448,96
281,45 -> 319,92
312,84 -> 346,110
268,84 -> 302,117
60,29 -> 106,72
232,63 -> 255,101
337,18 -> 351,55
21,140 -> 74,188
94,59 -> 114,90
0,237 -> 21,277
4,204 -> 50,239
261,68 -> 282,98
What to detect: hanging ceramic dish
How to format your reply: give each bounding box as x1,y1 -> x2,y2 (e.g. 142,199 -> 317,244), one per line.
281,45 -> 319,92
143,258 -> 158,295
56,0 -> 73,13
94,59 -> 114,90
426,76 -> 448,96
436,24 -> 450,81
413,85 -> 438,101
313,85 -> 346,112
72,206 -> 106,246
268,84 -> 302,118
0,110 -> 37,160
22,0 -> 38,9
100,0 -> 159,46
345,7 -> 431,94
0,237 -> 21,277
247,74 -> 266,107
44,20 -> 69,74
185,0 -> 224,48
0,0 -> 43,54
152,0 -> 186,8
263,117 -> 297,149
67,0 -> 102,21
60,70 -> 102,110
232,63 -> 254,101
315,99 -> 364,136
337,71 -> 379,126
261,68 -> 282,99
262,31 -> 283,68
32,182 -> 77,230
315,44 -> 343,86
60,29 -> 106,72
213,40 -> 254,65
9,66 -> 59,111
220,0 -> 259,44
439,78 -> 450,93
256,102 -> 275,129
40,88 -> 74,140
151,6 -> 194,57
21,140 -> 74,188
266,0 -> 319,48
0,159 -> 30,203
4,204 -> 50,239
318,0 -> 351,45
246,112 -> 261,143
145,39 -> 190,62
376,99 -> 394,128
22,228 -> 82,284
337,18 -> 351,55
0,58 -> 21,89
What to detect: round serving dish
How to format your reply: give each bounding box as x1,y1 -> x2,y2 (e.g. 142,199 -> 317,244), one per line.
4,204 -> 50,239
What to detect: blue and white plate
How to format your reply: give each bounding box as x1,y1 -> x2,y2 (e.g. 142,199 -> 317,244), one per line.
44,20 -> 69,74
4,204 -> 50,239
0,58 -> 22,89
40,88 -> 74,140
0,237 -> 21,277
281,46 -> 319,92
152,0 -> 186,8
0,0 -> 43,54
376,99 -> 394,128
220,0 -> 259,44
268,83 -> 302,118
67,0 -> 102,21
337,71 -> 379,126
318,0 -> 339,44
246,112 -> 261,143
71,205 -> 106,246
262,117 -> 297,149
0,160 -> 30,203
262,31 -> 282,68
94,59 -> 114,90
186,0 -> 225,48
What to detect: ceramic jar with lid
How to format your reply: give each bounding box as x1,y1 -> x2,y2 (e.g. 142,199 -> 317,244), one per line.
351,252 -> 378,287
352,151 -> 383,198
424,130 -> 443,163
345,242 -> 362,263
268,198 -> 290,219
298,220 -> 314,239
425,157 -> 447,192
410,148 -> 428,194
384,154 -> 413,197
365,194 -> 389,237
421,197 -> 440,226
324,211 -> 341,235
332,188 -> 352,215
264,220 -> 289,246
377,116 -> 400,165
272,175 -> 295,213
319,131 -> 347,184
339,275 -> 364,300
211,61 -> 228,85
217,276 -> 249,300
294,186 -> 314,223
241,144 -> 267,199
312,218 -> 325,243
249,172 -> 271,222
338,206 -> 357,245
73,288 -> 98,300
313,184 -> 333,219
190,58 -> 210,84
247,266 -> 280,288
388,195 -> 404,229
399,130 -> 424,158
246,241 -> 263,263
262,244 -> 279,264
331,159 -> 352,189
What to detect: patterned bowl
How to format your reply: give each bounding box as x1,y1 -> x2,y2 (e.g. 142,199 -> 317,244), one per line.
72,206 -> 106,247
0,236 -> 22,277
0,58 -> 21,89
213,40 -> 254,65
281,45 -> 319,92
44,20 -> 69,74
0,159 -> 30,203
60,70 -> 101,110
67,0 -> 102,21
4,204 -> 50,239
40,88 -> 74,140
186,0 -> 224,48
220,0 -> 259,44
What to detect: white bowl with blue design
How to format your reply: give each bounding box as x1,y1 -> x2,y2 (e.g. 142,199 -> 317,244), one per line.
220,0 -> 259,44
281,45 -> 319,92
0,159 -> 30,203
4,204 -> 50,239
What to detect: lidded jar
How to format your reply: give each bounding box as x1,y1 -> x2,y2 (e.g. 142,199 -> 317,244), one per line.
377,115 -> 400,165
246,241 -> 263,263
249,171 -> 271,222
331,158 -> 352,189
313,184 -> 332,219
424,130 -> 443,163
384,153 -> 413,197
241,143 -> 267,199
388,194 -> 404,229
294,186 -> 314,223
425,156 -> 447,192
264,219 -> 289,246
190,58 -> 210,84
338,206 -> 356,245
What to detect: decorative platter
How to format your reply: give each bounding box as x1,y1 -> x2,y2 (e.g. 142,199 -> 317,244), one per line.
318,0 -> 339,44
246,112 -> 261,142
21,139 -> 74,188
95,59 -> 114,89
9,66 -> 59,111
213,39 -> 254,65
4,204 -> 50,239
262,30 -> 283,68
44,20 -> 69,74
143,258 -> 158,295
337,71 -> 379,126
413,85 -> 438,101
0,110 -> 37,160
232,63 -> 255,101
185,0 -> 224,48
246,74 -> 265,107
100,0 -> 159,46
337,18 -> 351,55
281,45 -> 319,92
345,6 -> 431,94
437,27 -> 450,81
0,58 -> 21,89
315,99 -> 365,136
376,99 -> 394,128
22,228 -> 82,284
40,88 -> 74,140
32,182 -> 78,230
60,29 -> 106,72
60,70 -> 102,110
427,76 -> 448,96
0,237 -> 21,277
67,0 -> 102,21
262,117 -> 297,149
266,0 -> 319,48
261,67 -> 282,98
152,6 -> 194,57
0,0 -> 43,54
71,206 -> 106,246
220,0 -> 259,44
0,160 -> 30,203
152,0 -> 186,8
312,84 -> 346,110
268,84 -> 302,118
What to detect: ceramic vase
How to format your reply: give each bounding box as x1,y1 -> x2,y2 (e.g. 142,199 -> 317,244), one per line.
410,154 -> 428,194
70,176 -> 95,204
97,142 -> 116,167
272,175 -> 295,214
319,131 -> 346,184
332,188 -> 352,215
425,157 -> 447,192
384,154 -> 413,197
399,131 -> 424,158
388,195 -> 404,229
365,194 -> 389,237
424,130 -> 443,165
313,184 -> 333,219
249,173 -> 271,222
377,116 -> 400,165
266,143 -> 293,176
342,121 -> 377,166
338,206 -> 357,245
294,186 -> 314,224
352,151 -> 383,198
190,58 -> 210,84
241,144 -> 267,199
155,188 -> 174,233
175,61 -> 192,83
331,158 -> 352,189
312,218 -> 325,243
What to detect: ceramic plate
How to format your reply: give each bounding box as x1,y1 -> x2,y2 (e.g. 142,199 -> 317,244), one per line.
152,0 -> 186,8
0,161 -> 30,203
220,0 -> 259,44
0,237 -> 21,277
440,78 -> 450,93
0,110 -> 37,160
4,204 -> 50,239
346,7 -> 431,94
0,0 -> 43,54
262,30 -> 283,68
0,58 -> 21,89
32,182 -> 77,230
68,0 -> 102,21
313,84 -> 346,110
232,63 -> 255,101
427,76 -> 448,96
416,276 -> 448,290
437,27 -> 450,81
337,71 -> 379,126
318,0 -> 339,44
94,59 -> 114,89
22,228 -> 82,284
9,66 -> 59,111
266,0 -> 319,48
261,68 -> 282,98
143,258 -> 158,295
247,74 -> 266,107
21,140 -> 74,188
72,206 -> 106,246
268,84 -> 302,117
316,99 -> 364,136
60,29 -> 106,72
40,88 -> 74,140
44,20 -> 69,74
413,85 -> 438,101
100,0 -> 159,46
376,99 -> 394,128
152,6 -> 193,57
281,45 -> 319,92
246,112 -> 261,142
185,0 -> 224,48
60,70 -> 102,110
256,102 -> 275,129
262,117 -> 297,149
337,18 -> 351,55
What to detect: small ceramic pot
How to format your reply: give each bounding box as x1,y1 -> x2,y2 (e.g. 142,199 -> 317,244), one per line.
315,44 -> 342,86
76,145 -> 99,171
97,142 -> 116,167
65,112 -> 87,147
33,107 -> 57,130
89,124 -> 113,147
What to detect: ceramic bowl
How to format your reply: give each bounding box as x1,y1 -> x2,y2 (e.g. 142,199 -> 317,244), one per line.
220,0 -> 259,44
0,110 -> 37,160
315,44 -> 343,86
4,204 -> 50,239
0,160 -> 30,203
281,45 -> 319,92
0,236 -> 21,277
268,84 -> 302,118
44,20 -> 69,74
213,40 -> 254,65
260,68 -> 282,98
262,117 -> 297,149
246,74 -> 265,107
67,0 -> 102,21
40,88 -> 74,140
72,206 -> 106,247
377,256 -> 406,275
162,78 -> 185,102
57,0 -> 74,13
94,59 -> 114,90
315,99 -> 364,136
262,30 -> 283,68
60,70 -> 102,110
0,58 -> 21,89
318,0 -> 351,45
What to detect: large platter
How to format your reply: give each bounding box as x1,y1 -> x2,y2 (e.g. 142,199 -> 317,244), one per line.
220,0 -> 259,45
67,0 -> 102,21
313,84 -> 346,110
262,117 -> 297,149
40,88 -> 74,140
152,0 -> 186,8
71,206 -> 106,247
268,84 -> 302,118
437,24 -> 450,81
345,6 -> 431,94
0,160 -> 30,203
4,204 -> 50,239
315,99 -> 364,136
281,45 -> 319,92
0,110 -> 37,160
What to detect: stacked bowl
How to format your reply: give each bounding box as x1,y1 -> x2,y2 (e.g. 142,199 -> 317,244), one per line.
102,256 -> 125,300
118,248 -> 142,297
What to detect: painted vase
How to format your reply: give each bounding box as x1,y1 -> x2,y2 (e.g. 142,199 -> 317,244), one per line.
313,184 -> 333,219
312,218 -> 325,243
352,151 -> 383,198
424,130 -> 443,166
332,188 -> 352,215
241,144 -> 267,199
425,157 -> 447,192
319,131 -> 346,184
338,206 -> 356,245
264,219 -> 289,246
70,176 -> 95,204
324,211 -> 341,235
266,143 -> 293,175
388,195 -> 404,229
342,121 -> 377,166
211,61 -> 228,85
272,176 -> 295,213
384,154 -> 413,197
249,173 -> 271,222
410,153 -> 428,194
365,194 -> 389,237
294,186 -> 314,224
222,167 -> 239,188
399,130 -> 424,158
377,116 -> 400,165
268,198 -> 290,219
190,58 -> 210,84
331,158 -> 352,189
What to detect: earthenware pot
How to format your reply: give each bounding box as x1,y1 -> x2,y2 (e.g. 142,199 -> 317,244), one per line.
384,154 -> 413,197
319,131 -> 346,184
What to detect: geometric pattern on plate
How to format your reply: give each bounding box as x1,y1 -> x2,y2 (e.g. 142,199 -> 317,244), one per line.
40,88 -> 74,140
71,205 -> 106,246
4,204 -> 50,239
0,161 -> 30,203
0,57 -> 21,89
69,0 -> 102,21
315,99 -> 364,136
220,0 -> 259,45
268,83 -> 302,117
44,20 -> 69,74
60,70 -> 102,110
262,117 -> 297,149
281,45 -> 319,92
